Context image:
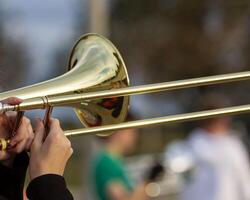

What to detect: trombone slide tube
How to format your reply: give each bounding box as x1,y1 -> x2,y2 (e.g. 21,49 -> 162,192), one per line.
65,104 -> 250,136
48,71 -> 250,105
2,104 -> 250,150
0,71 -> 250,113
0,97 -> 47,113
2,71 -> 250,112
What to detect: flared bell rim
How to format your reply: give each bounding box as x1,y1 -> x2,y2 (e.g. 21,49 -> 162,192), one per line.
67,33 -> 130,136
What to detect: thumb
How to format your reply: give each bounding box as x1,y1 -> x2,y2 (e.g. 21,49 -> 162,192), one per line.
32,118 -> 45,151
2,97 -> 23,105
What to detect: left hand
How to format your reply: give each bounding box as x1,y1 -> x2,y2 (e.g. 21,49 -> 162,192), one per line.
0,97 -> 34,165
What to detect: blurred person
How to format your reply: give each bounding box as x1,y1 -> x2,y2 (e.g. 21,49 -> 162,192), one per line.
0,97 -> 74,200
90,115 -> 164,200
180,93 -> 250,200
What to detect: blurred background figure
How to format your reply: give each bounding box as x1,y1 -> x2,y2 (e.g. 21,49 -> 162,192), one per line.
179,93 -> 250,200
90,115 -> 164,200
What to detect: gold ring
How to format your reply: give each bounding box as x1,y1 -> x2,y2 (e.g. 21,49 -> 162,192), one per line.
0,138 -> 8,150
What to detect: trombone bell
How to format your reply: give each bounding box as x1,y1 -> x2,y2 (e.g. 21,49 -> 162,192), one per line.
0,34 -> 130,136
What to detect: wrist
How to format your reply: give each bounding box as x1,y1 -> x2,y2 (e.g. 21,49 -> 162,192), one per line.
30,167 -> 64,181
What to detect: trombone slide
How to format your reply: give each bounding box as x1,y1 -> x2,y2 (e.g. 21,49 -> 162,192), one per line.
1,71 -> 250,113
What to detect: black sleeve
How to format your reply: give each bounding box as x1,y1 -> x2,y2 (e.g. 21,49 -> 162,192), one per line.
0,152 -> 29,200
26,174 -> 74,200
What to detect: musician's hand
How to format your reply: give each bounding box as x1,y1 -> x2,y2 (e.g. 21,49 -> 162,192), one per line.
29,118 -> 73,180
0,97 -> 34,165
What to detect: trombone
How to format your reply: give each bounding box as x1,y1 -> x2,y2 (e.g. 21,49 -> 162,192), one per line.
1,33 -> 250,149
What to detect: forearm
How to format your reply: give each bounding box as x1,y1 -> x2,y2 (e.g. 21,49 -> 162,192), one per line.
127,183 -> 148,200
109,182 -> 148,200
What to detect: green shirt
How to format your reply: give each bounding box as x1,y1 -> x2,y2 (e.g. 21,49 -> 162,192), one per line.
91,150 -> 134,200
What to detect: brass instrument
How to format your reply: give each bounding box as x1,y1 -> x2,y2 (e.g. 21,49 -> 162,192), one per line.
1,33 -> 250,150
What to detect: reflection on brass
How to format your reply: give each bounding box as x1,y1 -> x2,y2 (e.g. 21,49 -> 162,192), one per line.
64,104 -> 250,136
0,138 -> 10,150
1,33 -> 250,149
0,33 -> 129,149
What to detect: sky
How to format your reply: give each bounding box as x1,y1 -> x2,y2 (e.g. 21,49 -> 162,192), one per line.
1,0 -> 87,83
0,0 -> 180,121
0,0 -> 89,125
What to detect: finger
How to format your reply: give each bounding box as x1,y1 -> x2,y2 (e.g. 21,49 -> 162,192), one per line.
50,118 -> 60,129
0,112 -> 11,131
0,112 -> 18,134
10,117 -> 31,146
49,118 -> 61,133
2,97 -> 23,105
10,139 -> 27,153
27,121 -> 34,138
46,118 -> 62,140
9,129 -> 25,147
26,123 -> 34,150
32,118 -> 45,149
5,112 -> 17,125
26,137 -> 34,151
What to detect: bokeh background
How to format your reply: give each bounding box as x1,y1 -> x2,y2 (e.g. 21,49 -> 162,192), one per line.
1,0 -> 250,199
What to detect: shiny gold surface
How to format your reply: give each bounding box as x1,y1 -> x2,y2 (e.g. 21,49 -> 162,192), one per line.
3,70 -> 250,139
18,71 -> 250,107
64,104 -> 250,136
3,71 -> 250,111
67,34 -> 129,131
0,138 -> 10,150
0,33 -> 130,147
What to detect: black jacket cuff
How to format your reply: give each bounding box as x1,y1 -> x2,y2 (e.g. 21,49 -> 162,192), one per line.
27,174 -> 73,200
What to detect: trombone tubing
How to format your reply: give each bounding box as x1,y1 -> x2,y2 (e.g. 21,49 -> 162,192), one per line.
48,71 -> 250,105
2,71 -> 250,111
65,104 -> 250,137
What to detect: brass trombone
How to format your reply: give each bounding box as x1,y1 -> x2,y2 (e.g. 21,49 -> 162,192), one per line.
1,33 -> 250,150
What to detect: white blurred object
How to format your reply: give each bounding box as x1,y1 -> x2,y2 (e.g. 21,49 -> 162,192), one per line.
179,128 -> 250,200
164,141 -> 195,173
125,154 -> 181,199
145,182 -> 161,198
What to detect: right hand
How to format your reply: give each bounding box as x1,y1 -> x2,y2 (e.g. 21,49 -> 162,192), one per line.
29,118 -> 73,180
